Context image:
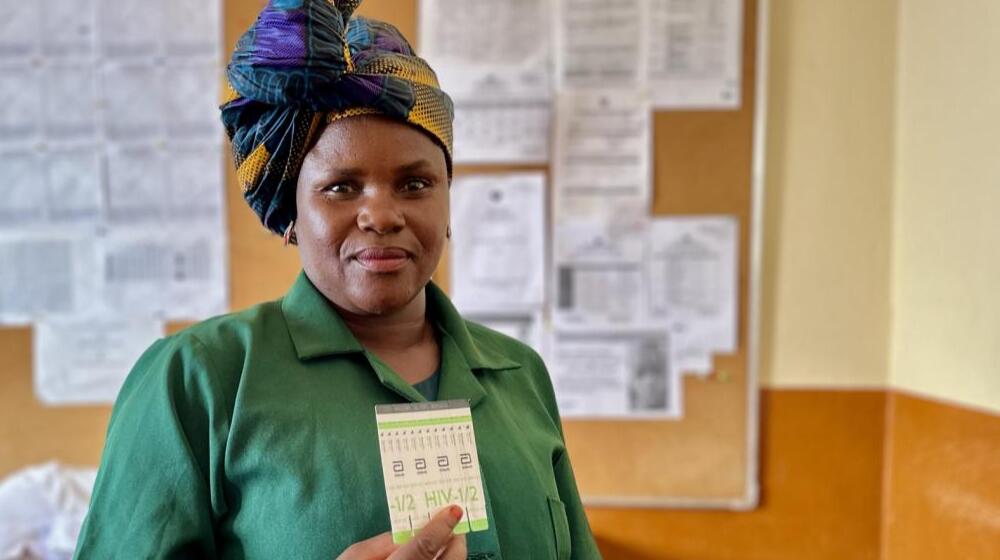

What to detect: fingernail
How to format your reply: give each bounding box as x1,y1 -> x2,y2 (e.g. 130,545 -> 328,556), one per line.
449,505 -> 464,522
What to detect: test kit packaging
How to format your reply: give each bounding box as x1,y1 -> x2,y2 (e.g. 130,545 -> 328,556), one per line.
375,400 -> 489,544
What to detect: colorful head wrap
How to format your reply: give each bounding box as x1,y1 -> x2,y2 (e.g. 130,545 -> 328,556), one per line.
220,0 -> 454,236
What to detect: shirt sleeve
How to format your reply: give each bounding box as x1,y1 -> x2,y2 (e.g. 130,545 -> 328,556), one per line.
74,333 -> 233,559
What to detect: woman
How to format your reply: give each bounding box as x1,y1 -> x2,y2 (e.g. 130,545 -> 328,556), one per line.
75,1 -> 599,559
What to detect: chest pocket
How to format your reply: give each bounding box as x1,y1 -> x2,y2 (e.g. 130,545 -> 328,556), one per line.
547,496 -> 572,560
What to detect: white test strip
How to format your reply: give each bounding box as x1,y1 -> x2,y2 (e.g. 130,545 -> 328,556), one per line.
375,400 -> 489,544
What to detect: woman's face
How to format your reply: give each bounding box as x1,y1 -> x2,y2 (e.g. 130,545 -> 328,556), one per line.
295,115 -> 450,316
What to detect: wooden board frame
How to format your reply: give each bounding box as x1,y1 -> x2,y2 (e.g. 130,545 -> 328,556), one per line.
0,0 -> 767,511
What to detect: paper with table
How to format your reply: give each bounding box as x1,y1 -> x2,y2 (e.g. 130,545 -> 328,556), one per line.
553,0 -> 744,109
0,0 -> 227,405
545,216 -> 738,418
645,216 -> 740,373
419,0 -> 553,163
554,0 -> 645,90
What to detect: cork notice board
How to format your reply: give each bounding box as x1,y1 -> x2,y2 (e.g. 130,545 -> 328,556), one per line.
0,0 -> 765,511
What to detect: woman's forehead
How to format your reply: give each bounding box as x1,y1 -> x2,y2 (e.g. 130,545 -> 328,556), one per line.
311,115 -> 447,168
317,115 -> 440,152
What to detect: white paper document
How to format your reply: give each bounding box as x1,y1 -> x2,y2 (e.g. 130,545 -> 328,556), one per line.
451,99 -> 551,164
1,0 -> 229,406
42,0 -> 96,57
43,63 -> 100,141
0,148 -> 104,228
33,316 -> 164,405
0,1 -> 40,58
99,0 -> 162,58
97,229 -> 227,320
552,90 -> 651,221
46,147 -> 104,224
646,215 -> 739,373
554,0 -> 644,89
0,64 -> 43,141
420,0 -> 553,163
105,145 -> 166,222
165,143 -> 225,221
647,0 -> 743,109
166,0 -> 220,57
552,220 -> 646,327
450,173 -> 546,314
549,327 -> 681,419
101,62 -> 164,141
0,150 -> 46,227
164,62 -> 221,139
0,235 -> 95,324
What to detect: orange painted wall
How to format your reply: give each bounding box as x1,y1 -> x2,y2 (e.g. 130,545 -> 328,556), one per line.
0,330 -> 110,477
883,392 -> 1000,560
588,390 -> 887,560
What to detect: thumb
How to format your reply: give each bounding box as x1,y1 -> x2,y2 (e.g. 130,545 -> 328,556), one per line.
389,505 -> 464,560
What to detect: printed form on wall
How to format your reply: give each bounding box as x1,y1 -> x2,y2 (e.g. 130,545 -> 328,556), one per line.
552,219 -> 647,328
646,216 -> 739,374
419,0 -> 553,163
547,216 -> 739,415
552,90 -> 652,221
553,0 -> 743,108
449,173 -> 546,353
548,218 -> 686,419
33,316 -> 165,405
549,327 -> 681,419
647,0 -> 744,109
554,0 -> 644,90
0,234 -> 96,325
449,173 -> 546,313
0,0 -> 227,404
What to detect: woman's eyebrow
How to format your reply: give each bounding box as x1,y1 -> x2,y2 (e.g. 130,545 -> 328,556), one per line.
394,159 -> 436,174
324,166 -> 365,177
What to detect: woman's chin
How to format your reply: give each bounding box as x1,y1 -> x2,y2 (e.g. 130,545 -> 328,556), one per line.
348,286 -> 421,316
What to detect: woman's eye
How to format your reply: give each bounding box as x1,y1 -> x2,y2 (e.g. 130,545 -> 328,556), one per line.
323,183 -> 355,195
402,178 -> 432,193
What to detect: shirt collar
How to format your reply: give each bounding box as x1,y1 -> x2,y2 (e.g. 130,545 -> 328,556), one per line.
424,281 -> 520,372
280,271 -> 521,372
281,271 -> 364,359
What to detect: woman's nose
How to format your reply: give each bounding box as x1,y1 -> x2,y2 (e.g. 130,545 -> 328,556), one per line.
356,187 -> 405,235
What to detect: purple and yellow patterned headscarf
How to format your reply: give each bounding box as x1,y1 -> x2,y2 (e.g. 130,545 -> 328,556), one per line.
220,0 -> 454,236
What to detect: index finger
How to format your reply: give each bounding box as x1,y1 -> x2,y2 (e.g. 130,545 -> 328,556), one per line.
388,505 -> 464,560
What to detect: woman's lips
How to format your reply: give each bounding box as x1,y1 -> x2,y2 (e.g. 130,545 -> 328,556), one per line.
353,247 -> 411,273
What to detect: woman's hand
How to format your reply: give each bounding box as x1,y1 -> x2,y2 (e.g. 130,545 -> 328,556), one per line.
337,506 -> 467,560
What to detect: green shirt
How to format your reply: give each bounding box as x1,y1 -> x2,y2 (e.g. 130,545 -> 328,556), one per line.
75,272 -> 601,559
